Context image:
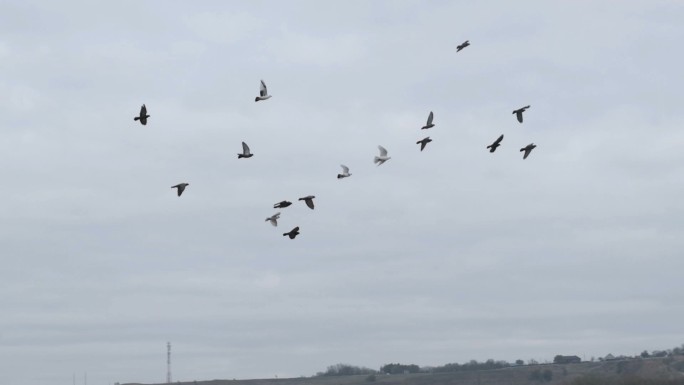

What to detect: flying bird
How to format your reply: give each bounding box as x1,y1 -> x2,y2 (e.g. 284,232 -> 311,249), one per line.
274,201 -> 292,209
265,212 -> 281,227
299,195 -> 316,210
255,79 -> 271,102
416,137 -> 432,151
513,105 -> 531,123
456,40 -> 470,52
520,143 -> 537,159
374,145 -> 391,166
238,141 -> 253,158
283,226 -> 300,239
337,165 -> 351,179
171,183 -> 189,197
421,111 -> 435,129
487,134 -> 504,153
134,104 -> 149,125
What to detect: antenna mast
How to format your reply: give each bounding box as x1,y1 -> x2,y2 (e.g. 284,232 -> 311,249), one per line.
167,342 -> 172,383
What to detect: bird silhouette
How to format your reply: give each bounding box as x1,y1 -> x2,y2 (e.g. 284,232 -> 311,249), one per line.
416,137 -> 432,151
487,134 -> 504,153
456,40 -> 470,52
238,142 -> 253,158
171,183 -> 189,197
421,111 -> 435,129
274,201 -> 292,209
134,104 -> 149,125
255,80 -> 271,102
283,226 -> 300,239
513,105 -> 531,123
299,195 -> 316,210
520,143 -> 537,159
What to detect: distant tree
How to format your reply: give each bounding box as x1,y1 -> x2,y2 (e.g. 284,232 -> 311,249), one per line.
318,364 -> 377,376
528,359 -> 539,365
380,363 -> 420,374
516,359 -> 525,366
652,350 -> 668,358
641,350 -> 650,358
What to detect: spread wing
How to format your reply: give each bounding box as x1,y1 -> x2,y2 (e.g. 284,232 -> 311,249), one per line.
340,164 -> 349,173
493,134 -> 504,145
516,111 -> 523,123
305,199 -> 314,209
420,141 -> 427,151
260,80 -> 267,97
426,111 -> 433,126
242,141 -> 251,155
523,148 -> 532,159
140,104 -> 147,115
378,145 -> 388,157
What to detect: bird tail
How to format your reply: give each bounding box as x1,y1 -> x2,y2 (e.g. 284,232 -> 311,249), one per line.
255,97 -> 260,102
134,117 -> 140,121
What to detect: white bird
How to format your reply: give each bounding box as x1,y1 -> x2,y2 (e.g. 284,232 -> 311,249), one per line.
374,145 -> 391,166
337,164 -> 351,179
255,80 -> 271,102
265,212 -> 281,227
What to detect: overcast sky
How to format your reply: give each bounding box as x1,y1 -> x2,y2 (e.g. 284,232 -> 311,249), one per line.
1,1 -> 683,384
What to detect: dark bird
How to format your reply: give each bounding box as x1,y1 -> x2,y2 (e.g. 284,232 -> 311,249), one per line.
273,201 -> 292,209
299,195 -> 315,210
337,164 -> 351,179
456,40 -> 470,52
513,105 -> 531,123
421,111 -> 435,129
416,137 -> 432,151
171,183 -> 189,196
520,143 -> 537,159
134,104 -> 149,125
487,134 -> 504,153
238,141 -> 253,158
255,79 -> 271,102
283,226 -> 300,239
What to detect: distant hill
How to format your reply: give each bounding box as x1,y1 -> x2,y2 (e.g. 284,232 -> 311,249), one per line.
123,355 -> 684,385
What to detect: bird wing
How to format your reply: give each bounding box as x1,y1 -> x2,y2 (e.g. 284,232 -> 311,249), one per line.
242,141 -> 251,155
494,134 -> 504,145
260,80 -> 267,97
305,199 -> 314,209
293,226 -> 299,232
420,141 -> 427,151
523,148 -> 532,159
426,111 -> 433,126
378,145 -> 388,157
140,104 -> 146,115
516,111 -> 523,123
340,164 -> 349,173
269,217 -> 278,226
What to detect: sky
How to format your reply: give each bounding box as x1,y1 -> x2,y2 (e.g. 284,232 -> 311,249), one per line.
1,1 -> 683,384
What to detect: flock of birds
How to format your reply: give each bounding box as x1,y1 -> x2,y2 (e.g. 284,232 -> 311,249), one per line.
133,40 -> 537,240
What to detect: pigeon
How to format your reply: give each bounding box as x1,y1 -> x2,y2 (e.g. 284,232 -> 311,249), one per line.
171,183 -> 189,196
337,165 -> 351,179
513,105 -> 531,123
456,40 -> 470,52
255,79 -> 271,102
238,141 -> 253,158
487,134 -> 504,153
421,111 -> 435,130
283,226 -> 300,239
374,145 -> 391,166
520,143 -> 537,159
274,201 -> 292,209
265,212 -> 281,227
134,104 -> 149,125
299,195 -> 315,210
417,137 -> 432,151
